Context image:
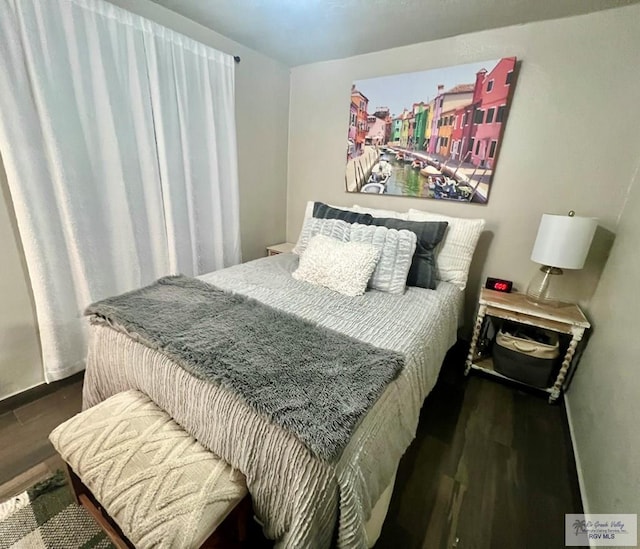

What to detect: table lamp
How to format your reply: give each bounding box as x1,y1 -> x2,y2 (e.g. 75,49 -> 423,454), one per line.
526,211 -> 597,307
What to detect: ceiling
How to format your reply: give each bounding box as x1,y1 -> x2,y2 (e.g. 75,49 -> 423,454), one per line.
150,0 -> 639,66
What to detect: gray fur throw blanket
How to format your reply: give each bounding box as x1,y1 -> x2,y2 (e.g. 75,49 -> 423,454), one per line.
86,275 -> 405,462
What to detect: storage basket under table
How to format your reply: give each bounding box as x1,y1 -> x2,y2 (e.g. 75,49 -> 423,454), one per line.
465,289 -> 591,403
493,323 -> 560,388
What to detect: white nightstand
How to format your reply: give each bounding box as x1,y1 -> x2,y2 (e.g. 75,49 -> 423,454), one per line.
465,288 -> 591,403
266,242 -> 295,256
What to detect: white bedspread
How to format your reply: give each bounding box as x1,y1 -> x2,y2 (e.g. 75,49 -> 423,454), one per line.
83,254 -> 462,548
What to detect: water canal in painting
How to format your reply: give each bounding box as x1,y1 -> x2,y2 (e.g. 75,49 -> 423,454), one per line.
384,159 -> 432,198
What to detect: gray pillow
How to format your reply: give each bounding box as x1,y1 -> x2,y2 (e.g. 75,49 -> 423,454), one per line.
350,224 -> 417,294
293,217 -> 352,256
370,217 -> 448,290
312,202 -> 373,225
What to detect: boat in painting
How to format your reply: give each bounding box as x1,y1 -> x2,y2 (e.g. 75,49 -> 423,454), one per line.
360,182 -> 386,194
367,160 -> 393,184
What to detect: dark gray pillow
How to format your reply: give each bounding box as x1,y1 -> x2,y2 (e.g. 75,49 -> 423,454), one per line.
312,202 -> 373,225
370,217 -> 448,290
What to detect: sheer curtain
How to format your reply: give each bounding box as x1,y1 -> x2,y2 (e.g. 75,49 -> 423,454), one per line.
0,0 -> 241,382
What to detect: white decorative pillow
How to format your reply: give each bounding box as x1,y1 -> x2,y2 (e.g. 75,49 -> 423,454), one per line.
352,204 -> 409,220
350,223 -> 417,294
292,235 -> 380,297
293,217 -> 351,255
407,209 -> 485,291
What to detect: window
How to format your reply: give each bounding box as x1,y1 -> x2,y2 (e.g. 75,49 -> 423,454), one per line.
487,80 -> 494,92
462,112 -> 468,126
469,138 -> 474,154
474,109 -> 484,124
506,71 -> 513,85
350,113 -> 356,125
496,105 -> 506,123
439,97 -> 444,107
475,140 -> 481,155
437,118 -> 442,127
486,108 -> 495,124
488,140 -> 498,158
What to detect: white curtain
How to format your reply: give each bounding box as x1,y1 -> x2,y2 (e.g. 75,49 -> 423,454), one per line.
0,0 -> 241,382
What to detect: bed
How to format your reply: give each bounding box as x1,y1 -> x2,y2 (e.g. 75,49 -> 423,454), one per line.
80,198 -> 488,546
83,251 -> 463,548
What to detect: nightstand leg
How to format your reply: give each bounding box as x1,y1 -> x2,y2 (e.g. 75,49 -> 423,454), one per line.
465,304 -> 487,375
549,331 -> 582,403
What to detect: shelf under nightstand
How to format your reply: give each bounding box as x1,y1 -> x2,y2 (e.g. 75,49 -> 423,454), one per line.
465,289 -> 590,403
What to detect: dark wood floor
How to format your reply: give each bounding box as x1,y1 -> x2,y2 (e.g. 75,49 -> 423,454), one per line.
0,374 -> 83,500
0,346 -> 582,548
376,342 -> 583,549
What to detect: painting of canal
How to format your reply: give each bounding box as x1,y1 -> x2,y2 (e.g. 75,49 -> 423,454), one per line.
345,57 -> 517,203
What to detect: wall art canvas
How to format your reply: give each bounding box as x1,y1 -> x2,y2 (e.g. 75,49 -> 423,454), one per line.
345,57 -> 517,203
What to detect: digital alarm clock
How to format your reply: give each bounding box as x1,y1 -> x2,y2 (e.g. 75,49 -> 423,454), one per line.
485,277 -> 513,293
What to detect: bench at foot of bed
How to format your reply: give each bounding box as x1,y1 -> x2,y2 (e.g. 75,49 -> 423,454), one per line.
49,389 -> 252,549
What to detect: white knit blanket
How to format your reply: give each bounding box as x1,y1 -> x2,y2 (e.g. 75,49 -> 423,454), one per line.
83,254 -> 462,548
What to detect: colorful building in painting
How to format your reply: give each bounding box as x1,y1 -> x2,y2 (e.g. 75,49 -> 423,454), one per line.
400,109 -> 411,148
412,102 -> 428,150
449,105 -> 468,161
391,116 -> 403,143
436,107 -> 457,157
348,101 -> 358,158
365,115 -> 387,145
424,99 -> 435,152
427,84 -> 474,155
372,107 -> 392,143
351,85 -> 369,157
469,57 -> 516,168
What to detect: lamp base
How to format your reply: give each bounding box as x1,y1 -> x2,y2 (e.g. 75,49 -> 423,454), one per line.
526,265 -> 564,307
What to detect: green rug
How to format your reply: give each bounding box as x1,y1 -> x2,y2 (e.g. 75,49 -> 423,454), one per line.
0,471 -> 114,549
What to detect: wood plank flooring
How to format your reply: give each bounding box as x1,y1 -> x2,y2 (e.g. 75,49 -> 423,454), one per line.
0,345 -> 583,548
376,342 -> 583,549
0,375 -> 83,500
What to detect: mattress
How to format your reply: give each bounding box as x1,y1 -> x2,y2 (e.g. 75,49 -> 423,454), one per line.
83,253 -> 462,548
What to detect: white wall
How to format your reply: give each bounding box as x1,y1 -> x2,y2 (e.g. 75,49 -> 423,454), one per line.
566,159 -> 640,515
0,158 -> 43,399
286,4 -> 640,327
0,0 -> 290,399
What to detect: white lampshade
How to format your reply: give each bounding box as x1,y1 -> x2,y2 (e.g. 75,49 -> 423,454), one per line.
531,214 -> 597,269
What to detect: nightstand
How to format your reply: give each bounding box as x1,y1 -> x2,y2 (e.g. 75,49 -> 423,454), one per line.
465,288 -> 590,403
266,242 -> 295,256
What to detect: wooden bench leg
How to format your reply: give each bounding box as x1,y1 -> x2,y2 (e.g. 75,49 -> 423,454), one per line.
64,464 -> 134,549
64,464 -> 82,505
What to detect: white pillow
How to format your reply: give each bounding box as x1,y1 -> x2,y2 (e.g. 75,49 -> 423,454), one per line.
350,223 -> 417,294
293,217 -> 351,255
292,235 -> 380,297
352,204 -> 409,220
407,209 -> 485,291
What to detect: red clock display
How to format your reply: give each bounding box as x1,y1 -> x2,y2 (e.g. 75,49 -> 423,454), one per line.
485,277 -> 513,293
